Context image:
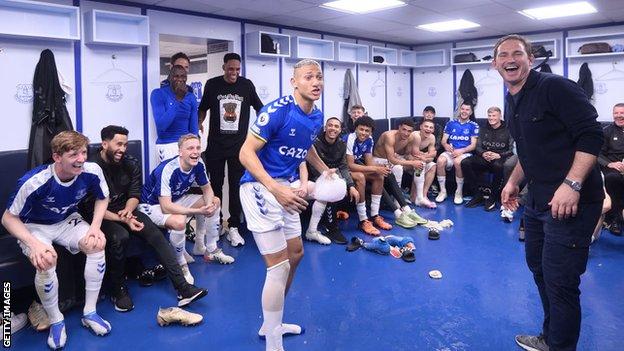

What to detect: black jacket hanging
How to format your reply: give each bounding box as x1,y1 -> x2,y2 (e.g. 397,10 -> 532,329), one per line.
540,64 -> 552,73
28,49 -> 74,169
577,62 -> 594,100
457,69 -> 478,121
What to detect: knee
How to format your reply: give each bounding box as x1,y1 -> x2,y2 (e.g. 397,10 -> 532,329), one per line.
168,215 -> 187,231
289,246 -> 304,264
106,229 -> 129,247
352,172 -> 364,184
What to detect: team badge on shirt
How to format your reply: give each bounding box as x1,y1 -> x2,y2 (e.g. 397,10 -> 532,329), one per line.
257,112 -> 270,126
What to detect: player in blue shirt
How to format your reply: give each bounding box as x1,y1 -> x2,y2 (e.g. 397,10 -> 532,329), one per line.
1,131 -> 111,349
436,102 -> 479,205
239,59 -> 331,351
140,134 -> 232,285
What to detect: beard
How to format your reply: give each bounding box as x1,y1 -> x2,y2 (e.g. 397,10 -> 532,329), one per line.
106,148 -> 123,164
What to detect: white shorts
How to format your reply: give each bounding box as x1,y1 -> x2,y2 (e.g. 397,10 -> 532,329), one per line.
240,181 -> 301,254
20,212 -> 90,256
156,142 -> 179,163
373,157 -> 390,166
138,194 -> 203,227
440,151 -> 471,171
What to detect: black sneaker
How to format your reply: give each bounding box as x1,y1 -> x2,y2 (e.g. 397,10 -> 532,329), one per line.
608,221 -> 622,236
483,197 -> 496,211
152,264 -> 167,281
465,194 -> 484,208
428,229 -> 440,240
515,334 -> 549,351
112,286 -> 134,312
325,227 -> 347,245
186,217 -> 196,243
138,269 -> 154,287
177,284 -> 208,307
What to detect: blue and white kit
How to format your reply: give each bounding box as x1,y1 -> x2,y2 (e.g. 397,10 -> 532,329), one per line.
444,120 -> 479,149
345,132 -> 373,165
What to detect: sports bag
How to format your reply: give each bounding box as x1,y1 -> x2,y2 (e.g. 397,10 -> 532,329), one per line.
578,42 -> 612,55
454,52 -> 478,63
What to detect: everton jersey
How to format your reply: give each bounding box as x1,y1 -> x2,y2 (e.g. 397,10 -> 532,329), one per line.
345,132 -> 373,164
240,95 -> 323,184
7,163 -> 109,225
141,156 -> 209,205
444,120 -> 479,149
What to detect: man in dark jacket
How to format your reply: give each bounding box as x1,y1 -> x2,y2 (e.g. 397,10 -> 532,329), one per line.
462,106 -> 514,210
418,105 -> 444,153
598,103 -> 624,235
497,35 -> 604,351
81,126 -> 207,312
306,117 -> 360,244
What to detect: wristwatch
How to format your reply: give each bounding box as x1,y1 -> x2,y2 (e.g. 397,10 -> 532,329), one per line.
563,178 -> 582,192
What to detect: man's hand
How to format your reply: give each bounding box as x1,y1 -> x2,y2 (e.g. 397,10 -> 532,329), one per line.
123,217 -> 144,232
412,160 -> 424,171
549,183 -> 580,220
198,197 -> 220,217
83,228 -> 106,251
117,208 -> 134,220
271,183 -> 308,214
349,186 -> 360,203
375,165 -> 391,177
501,181 -> 520,211
29,240 -> 57,271
174,81 -> 187,99
293,180 -> 308,198
607,161 -> 624,173
451,149 -> 463,158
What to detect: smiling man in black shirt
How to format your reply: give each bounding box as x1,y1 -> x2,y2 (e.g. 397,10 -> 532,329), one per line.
598,103 -> 624,234
198,53 -> 263,247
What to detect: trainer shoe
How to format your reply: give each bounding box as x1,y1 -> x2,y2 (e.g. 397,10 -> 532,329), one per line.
325,226 -> 347,245
81,312 -> 111,336
500,206 -> 514,223
138,269 -> 155,287
180,264 -> 195,284
515,334 -> 549,351
157,307 -> 203,326
177,284 -> 208,307
465,194 -> 484,208
404,210 -> 428,225
111,285 -> 134,312
435,191 -> 447,203
359,219 -> 380,236
153,264 -> 167,281
305,230 -> 331,245
204,248 -> 235,264
336,210 -> 350,220
10,312 -> 27,334
28,301 -> 50,331
226,227 -> 245,247
395,212 -> 417,228
47,320 -> 66,349
484,197 -> 496,211
453,191 -> 464,205
372,215 -> 393,230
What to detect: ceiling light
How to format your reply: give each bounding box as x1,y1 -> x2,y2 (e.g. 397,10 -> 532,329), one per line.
320,0 -> 406,14
417,19 -> 480,32
519,1 -> 597,20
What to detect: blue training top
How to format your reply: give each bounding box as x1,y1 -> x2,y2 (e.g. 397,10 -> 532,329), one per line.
240,95 -> 323,184
150,86 -> 199,144
141,156 -> 209,205
444,120 -> 479,149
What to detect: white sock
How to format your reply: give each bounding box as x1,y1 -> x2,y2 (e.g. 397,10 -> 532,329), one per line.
370,195 -> 382,217
437,176 -> 446,193
356,202 -> 368,221
169,229 -> 187,266
308,200 -> 326,232
456,177 -> 464,194
414,173 -> 425,201
35,267 -> 63,324
201,212 -> 220,253
194,215 -> 206,250
401,205 -> 411,213
393,209 -> 403,218
261,260 -> 290,351
84,250 -> 105,315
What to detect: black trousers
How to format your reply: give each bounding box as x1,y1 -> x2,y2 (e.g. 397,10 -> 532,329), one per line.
100,210 -> 187,291
204,153 -> 244,228
524,200 -> 601,351
383,173 -> 407,209
603,168 -> 624,223
461,155 -> 505,198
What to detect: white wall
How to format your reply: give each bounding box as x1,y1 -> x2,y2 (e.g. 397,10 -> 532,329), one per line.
412,43 -> 454,118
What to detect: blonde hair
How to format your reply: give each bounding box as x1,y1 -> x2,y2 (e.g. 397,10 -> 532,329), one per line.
51,131 -> 89,155
487,106 -> 502,114
177,133 -> 199,148
293,59 -> 321,73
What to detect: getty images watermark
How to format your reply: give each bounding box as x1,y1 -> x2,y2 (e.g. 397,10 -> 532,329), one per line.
2,281 -> 10,348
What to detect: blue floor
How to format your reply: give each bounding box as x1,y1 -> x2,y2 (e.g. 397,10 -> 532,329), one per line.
12,201 -> 624,350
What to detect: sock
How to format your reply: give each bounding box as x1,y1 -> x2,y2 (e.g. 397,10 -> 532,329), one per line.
356,202 -> 368,221
370,195 -> 382,217
393,199 -> 401,209
401,205 -> 411,213
201,212 -> 220,253
261,260 -> 290,351
393,209 -> 403,218
308,200 -> 326,232
414,173 -> 426,201
35,267 -> 63,324
84,250 -> 105,315
194,215 -> 206,250
437,176 -> 446,193
169,229 -> 187,266
456,177 -> 464,195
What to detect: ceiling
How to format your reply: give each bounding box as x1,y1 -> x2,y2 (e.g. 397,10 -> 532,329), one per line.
132,0 -> 624,46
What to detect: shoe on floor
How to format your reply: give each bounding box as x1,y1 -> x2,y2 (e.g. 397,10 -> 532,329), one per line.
416,198 -> 437,209
157,307 -> 203,326
336,210 -> 350,220
28,301 -> 50,332
395,212 -> 417,228
484,197 -> 496,211
226,227 -> 246,247
515,334 -> 549,351
81,312 -> 111,336
305,230 -> 331,245
180,264 -> 195,284
8,312 -> 27,334
325,226 -> 347,245
465,194 -> 484,208
204,248 -> 235,264
435,191 -> 447,203
405,210 -> 428,225
359,219 -> 380,236
185,218 -> 195,242
111,285 -> 134,312
138,269 -> 155,287
258,323 -> 305,339
428,229 -> 440,240
177,284 -> 208,307
153,264 -> 167,281
453,191 -> 464,205
183,250 -> 195,264
372,215 -> 393,230
47,320 -> 66,349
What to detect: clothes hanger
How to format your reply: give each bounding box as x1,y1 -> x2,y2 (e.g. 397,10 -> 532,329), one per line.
91,54 -> 137,84
474,67 -> 500,85
596,61 -> 624,81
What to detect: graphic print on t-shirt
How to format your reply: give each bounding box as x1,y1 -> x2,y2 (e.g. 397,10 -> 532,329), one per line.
218,93 -> 243,133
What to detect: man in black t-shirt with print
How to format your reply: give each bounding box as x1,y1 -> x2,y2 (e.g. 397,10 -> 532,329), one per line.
198,53 -> 263,247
